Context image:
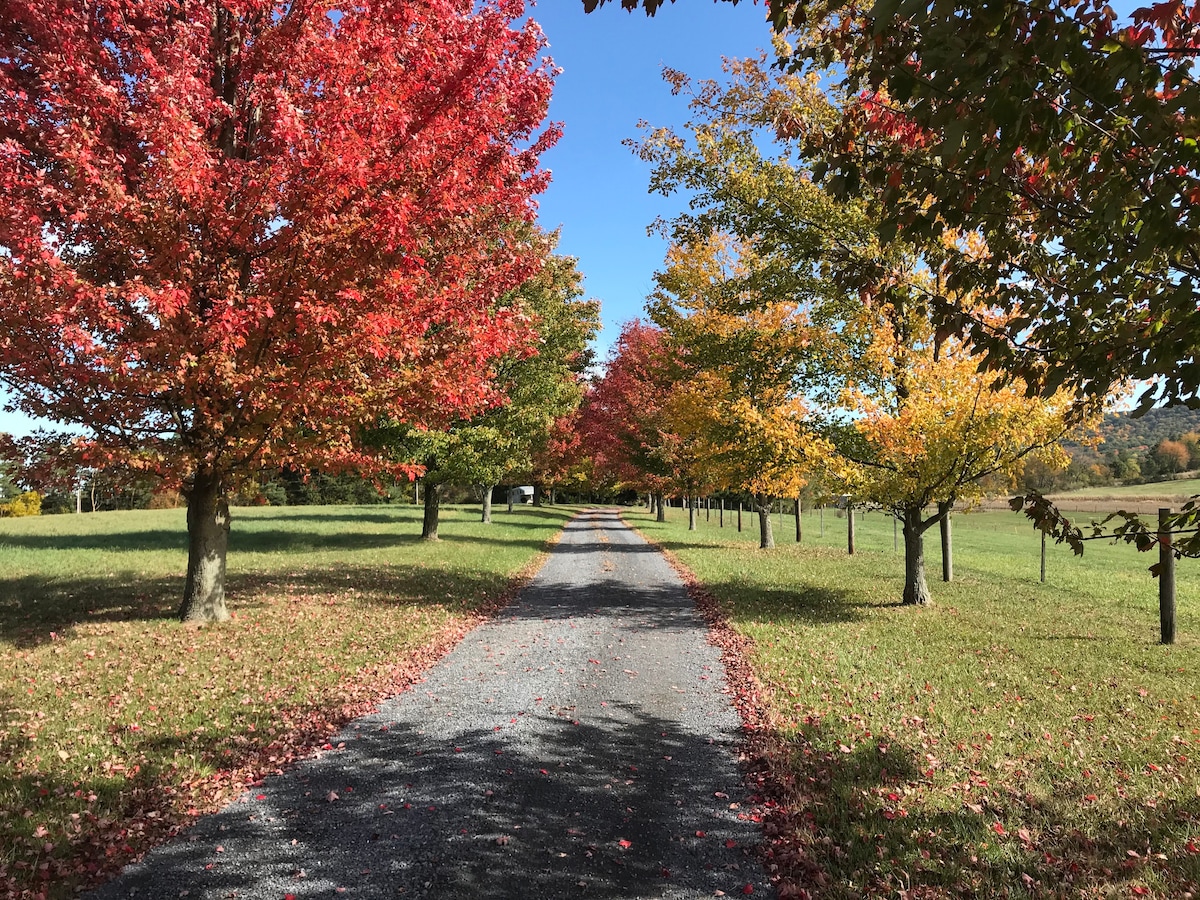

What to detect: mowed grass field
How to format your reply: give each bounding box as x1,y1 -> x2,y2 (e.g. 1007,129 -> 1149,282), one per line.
0,503 -> 574,898
627,505 -> 1200,899
1057,478 -> 1200,501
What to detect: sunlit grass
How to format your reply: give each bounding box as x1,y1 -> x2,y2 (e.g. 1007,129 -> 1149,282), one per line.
629,505 -> 1200,899
0,503 -> 574,898
1058,477 -> 1200,500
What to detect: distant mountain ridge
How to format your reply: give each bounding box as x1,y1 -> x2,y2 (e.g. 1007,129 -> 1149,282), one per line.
1092,406 -> 1200,453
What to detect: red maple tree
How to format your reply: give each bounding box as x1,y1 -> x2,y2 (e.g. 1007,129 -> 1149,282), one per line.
581,321 -> 680,510
0,0 -> 559,620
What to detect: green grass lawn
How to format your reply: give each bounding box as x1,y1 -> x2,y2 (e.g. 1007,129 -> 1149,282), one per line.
627,505 -> 1200,899
1057,477 -> 1200,501
0,502 -> 574,898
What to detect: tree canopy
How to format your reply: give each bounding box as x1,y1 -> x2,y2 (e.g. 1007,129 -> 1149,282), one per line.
372,236 -> 600,535
592,0 -> 1200,408
0,0 -> 559,619
631,42 -> 1100,601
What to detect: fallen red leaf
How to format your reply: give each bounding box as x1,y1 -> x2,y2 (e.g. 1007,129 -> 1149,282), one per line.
618,838 -> 632,849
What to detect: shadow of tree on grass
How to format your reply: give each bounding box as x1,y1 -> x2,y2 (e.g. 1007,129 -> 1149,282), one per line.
766,728 -> 1200,897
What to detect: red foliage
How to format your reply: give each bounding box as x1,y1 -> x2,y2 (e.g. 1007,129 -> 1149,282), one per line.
531,408 -> 585,491
580,321 -> 678,493
0,0 -> 559,484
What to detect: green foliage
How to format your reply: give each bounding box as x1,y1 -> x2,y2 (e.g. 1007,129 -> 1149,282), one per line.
1096,407 -> 1200,456
631,58 -> 873,411
0,460 -> 15,504
753,0 -> 1200,412
273,469 -> 388,506
474,241 -> 600,486
374,235 -> 600,493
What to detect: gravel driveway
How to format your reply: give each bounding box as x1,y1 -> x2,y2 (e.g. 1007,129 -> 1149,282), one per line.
89,508 -> 769,899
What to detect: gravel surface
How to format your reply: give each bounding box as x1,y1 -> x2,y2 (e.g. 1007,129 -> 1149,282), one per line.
88,508 -> 770,899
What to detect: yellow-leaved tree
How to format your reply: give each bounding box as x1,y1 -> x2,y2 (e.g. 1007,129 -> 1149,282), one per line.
652,235 -> 829,547
824,293 -> 1098,605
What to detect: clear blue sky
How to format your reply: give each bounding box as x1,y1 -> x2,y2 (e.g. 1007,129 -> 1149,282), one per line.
531,1 -> 777,358
0,1 -> 774,437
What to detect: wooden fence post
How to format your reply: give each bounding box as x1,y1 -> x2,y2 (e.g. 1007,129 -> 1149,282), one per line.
720,498 -> 724,527
795,497 -> 802,543
940,502 -> 953,583
847,502 -> 856,556
1160,507 -> 1177,645
820,505 -> 824,537
737,501 -> 743,532
1040,531 -> 1046,584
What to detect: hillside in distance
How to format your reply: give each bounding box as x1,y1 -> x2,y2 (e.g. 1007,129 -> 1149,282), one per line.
1087,406 -> 1200,454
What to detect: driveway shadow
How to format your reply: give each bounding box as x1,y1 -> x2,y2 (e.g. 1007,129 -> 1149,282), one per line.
87,712 -> 766,900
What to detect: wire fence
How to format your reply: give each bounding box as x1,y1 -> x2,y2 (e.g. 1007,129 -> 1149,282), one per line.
668,495 -> 1186,644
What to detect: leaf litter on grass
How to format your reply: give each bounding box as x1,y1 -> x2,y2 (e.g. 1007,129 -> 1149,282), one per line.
0,504 -> 572,898
627,509 -> 1200,900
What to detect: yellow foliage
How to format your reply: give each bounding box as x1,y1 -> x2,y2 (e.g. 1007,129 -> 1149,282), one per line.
662,368 -> 829,499
824,301 -> 1097,509
1,490 -> 42,517
652,233 -> 829,499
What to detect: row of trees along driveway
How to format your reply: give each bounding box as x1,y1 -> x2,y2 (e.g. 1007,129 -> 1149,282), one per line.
583,0 -> 1200,613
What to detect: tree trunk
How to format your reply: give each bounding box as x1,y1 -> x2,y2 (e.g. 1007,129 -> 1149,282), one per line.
179,468 -> 231,623
533,483 -> 543,507
413,479 -> 419,505
549,487 -> 556,505
939,500 -> 953,582
422,482 -> 441,541
757,495 -> 775,549
656,492 -> 666,522
902,505 -> 932,606
481,484 -> 495,524
508,488 -> 515,514
688,495 -> 697,530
